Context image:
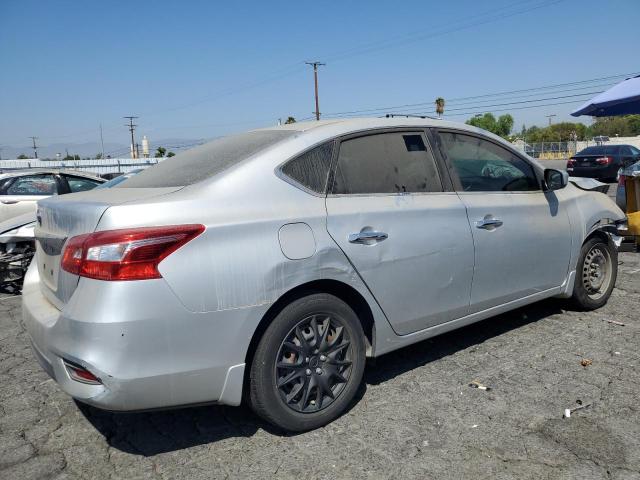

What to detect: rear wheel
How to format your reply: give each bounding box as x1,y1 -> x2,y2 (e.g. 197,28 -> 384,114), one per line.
571,236 -> 617,310
249,293 -> 366,432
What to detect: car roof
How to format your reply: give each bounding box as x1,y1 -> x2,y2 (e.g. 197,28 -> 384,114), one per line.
258,116 -> 509,144
0,169 -> 104,181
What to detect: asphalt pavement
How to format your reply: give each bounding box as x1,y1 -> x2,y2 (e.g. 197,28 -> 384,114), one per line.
1,251 -> 639,479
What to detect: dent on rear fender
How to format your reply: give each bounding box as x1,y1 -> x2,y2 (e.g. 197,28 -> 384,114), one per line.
158,222 -> 368,314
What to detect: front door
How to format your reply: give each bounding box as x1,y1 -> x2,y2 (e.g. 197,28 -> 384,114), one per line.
325,130 -> 475,335
434,130 -> 572,312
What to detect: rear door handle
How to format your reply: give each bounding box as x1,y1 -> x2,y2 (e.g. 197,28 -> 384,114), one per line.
1,200 -> 19,205
475,217 -> 503,230
348,231 -> 388,244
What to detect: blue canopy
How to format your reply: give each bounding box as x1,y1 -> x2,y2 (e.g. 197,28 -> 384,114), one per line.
571,74 -> 640,117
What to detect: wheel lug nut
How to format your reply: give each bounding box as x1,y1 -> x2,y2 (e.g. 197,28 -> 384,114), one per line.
319,355 -> 326,361
316,368 -> 322,375
306,369 -> 312,376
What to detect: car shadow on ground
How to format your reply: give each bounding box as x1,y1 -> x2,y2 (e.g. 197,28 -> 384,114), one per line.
79,298 -> 565,456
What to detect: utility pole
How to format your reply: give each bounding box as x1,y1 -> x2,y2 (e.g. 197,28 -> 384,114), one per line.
124,116 -> 139,159
545,114 -> 556,126
28,136 -> 38,159
99,123 -> 105,159
305,61 -> 325,121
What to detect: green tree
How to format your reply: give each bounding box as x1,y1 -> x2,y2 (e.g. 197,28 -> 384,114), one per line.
95,153 -> 103,159
167,151 -> 175,157
284,116 -> 296,124
155,146 -> 166,158
435,97 -> 445,118
588,115 -> 640,138
17,154 -> 29,159
465,113 -> 514,138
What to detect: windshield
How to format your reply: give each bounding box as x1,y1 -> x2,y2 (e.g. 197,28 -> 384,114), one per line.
119,130 -> 295,188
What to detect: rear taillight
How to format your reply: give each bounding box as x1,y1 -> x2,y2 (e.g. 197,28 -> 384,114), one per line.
619,174 -> 626,186
61,224 -> 205,281
567,158 -> 576,167
596,156 -> 613,165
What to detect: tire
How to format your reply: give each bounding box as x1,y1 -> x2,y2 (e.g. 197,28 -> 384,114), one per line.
249,293 -> 366,432
570,236 -> 617,310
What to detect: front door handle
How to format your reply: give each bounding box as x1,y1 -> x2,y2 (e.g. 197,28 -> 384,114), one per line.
475,217 -> 503,230
1,200 -> 19,205
348,231 -> 388,244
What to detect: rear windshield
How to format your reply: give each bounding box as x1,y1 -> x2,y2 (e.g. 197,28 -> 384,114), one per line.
577,145 -> 622,156
119,130 -> 295,188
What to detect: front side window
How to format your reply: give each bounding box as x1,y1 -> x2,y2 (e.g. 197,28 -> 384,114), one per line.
5,175 -> 57,195
331,132 -> 441,194
281,142 -> 334,193
65,176 -> 102,193
439,132 -> 539,192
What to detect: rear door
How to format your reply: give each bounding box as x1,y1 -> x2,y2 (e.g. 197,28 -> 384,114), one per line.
432,129 -> 572,312
325,130 -> 474,335
0,174 -> 58,223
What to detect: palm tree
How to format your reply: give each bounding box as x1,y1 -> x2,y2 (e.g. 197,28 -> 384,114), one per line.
435,97 -> 445,118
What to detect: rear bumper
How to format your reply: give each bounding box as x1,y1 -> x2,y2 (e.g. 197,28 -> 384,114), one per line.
22,262 -> 270,411
567,165 -> 619,179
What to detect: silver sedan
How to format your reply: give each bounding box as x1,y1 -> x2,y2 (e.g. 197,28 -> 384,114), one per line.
23,118 -> 626,431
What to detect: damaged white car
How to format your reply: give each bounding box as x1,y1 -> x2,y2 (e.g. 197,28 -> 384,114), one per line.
23,118 -> 626,431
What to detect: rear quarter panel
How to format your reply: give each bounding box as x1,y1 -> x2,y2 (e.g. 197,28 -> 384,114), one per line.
95,139 -> 393,356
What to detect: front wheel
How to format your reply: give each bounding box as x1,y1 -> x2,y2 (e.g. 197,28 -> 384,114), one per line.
249,293 -> 366,432
570,236 -> 617,310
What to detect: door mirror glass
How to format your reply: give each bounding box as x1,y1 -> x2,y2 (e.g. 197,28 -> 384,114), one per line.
544,169 -> 568,191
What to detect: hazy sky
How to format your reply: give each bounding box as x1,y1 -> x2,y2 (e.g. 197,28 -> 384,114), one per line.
1,0 -> 639,150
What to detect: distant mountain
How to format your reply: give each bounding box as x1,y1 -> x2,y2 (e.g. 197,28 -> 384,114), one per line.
0,138 -> 207,160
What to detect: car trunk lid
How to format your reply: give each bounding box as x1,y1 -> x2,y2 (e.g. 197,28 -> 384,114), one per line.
572,155 -> 611,167
35,187 -> 181,308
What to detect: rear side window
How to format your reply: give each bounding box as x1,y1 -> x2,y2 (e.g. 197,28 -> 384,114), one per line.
331,132 -> 441,194
65,176 -> 102,193
120,130 -> 295,188
280,142 -> 334,193
439,132 -> 539,192
5,175 -> 57,195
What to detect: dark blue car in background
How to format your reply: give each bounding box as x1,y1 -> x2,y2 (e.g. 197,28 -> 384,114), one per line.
567,144 -> 640,182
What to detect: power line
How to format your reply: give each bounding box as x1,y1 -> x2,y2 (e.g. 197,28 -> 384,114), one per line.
442,98 -> 588,118
440,91 -> 603,113
321,91 -> 599,119
323,0 -> 564,63
128,1 -> 566,120
320,72 -> 638,118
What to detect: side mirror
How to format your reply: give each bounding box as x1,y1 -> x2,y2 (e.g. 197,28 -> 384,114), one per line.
544,168 -> 568,191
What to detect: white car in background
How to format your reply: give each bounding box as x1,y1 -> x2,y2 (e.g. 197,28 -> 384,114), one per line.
0,169 -> 104,223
